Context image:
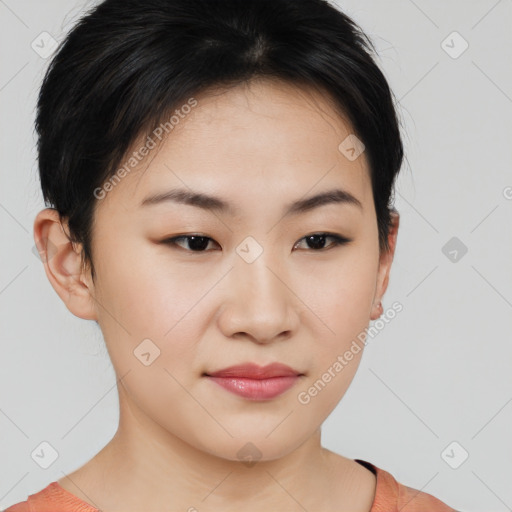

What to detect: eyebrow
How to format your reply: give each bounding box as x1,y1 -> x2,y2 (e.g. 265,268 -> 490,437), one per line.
140,187 -> 363,216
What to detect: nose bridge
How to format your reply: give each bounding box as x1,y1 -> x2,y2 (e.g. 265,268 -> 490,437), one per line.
222,235 -> 296,342
235,237 -> 286,307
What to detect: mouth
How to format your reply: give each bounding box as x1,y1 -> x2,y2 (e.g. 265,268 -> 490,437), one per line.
203,362 -> 305,401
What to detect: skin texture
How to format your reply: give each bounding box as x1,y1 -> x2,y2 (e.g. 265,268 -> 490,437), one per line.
34,78 -> 399,512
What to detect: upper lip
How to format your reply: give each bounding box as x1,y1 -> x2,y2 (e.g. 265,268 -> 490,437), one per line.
205,362 -> 303,379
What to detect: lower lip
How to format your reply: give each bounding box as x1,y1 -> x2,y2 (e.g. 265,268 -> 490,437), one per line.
206,375 -> 301,400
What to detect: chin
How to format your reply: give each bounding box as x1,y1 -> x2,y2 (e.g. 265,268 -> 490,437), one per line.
195,432 -> 307,465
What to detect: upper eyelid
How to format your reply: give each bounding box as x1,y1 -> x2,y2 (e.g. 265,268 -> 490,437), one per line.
166,232 -> 347,241
167,231 -> 347,238
165,232 -> 351,250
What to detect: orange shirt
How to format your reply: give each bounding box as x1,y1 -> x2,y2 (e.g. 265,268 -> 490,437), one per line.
3,459 -> 459,512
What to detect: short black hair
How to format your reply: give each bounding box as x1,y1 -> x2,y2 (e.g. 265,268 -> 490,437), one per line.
36,0 -> 404,281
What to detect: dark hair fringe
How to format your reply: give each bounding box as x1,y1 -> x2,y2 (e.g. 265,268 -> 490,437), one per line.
35,0 -> 404,280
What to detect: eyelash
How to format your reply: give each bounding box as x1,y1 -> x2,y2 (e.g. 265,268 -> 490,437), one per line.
161,232 -> 352,253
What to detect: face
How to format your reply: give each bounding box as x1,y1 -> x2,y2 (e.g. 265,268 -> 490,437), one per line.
36,78 -> 398,463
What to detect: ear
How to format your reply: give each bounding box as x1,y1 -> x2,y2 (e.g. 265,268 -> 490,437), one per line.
33,208 -> 98,320
370,210 -> 400,321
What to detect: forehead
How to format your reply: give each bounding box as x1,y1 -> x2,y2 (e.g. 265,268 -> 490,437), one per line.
97,78 -> 372,216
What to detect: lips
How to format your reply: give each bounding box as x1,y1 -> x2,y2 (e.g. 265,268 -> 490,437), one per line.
205,362 -> 303,379
204,363 -> 304,400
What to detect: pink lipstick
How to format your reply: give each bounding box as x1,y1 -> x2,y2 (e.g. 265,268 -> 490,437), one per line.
205,362 -> 303,400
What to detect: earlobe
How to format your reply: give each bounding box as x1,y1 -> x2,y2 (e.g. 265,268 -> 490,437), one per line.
370,210 -> 400,321
33,208 -> 97,321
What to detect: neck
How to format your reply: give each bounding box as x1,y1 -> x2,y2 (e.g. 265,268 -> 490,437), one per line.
65,383 -> 367,512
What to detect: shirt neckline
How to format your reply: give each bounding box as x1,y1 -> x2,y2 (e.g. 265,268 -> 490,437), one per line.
51,458 -> 383,512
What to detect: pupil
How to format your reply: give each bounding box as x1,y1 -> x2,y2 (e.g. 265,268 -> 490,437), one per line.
307,234 -> 325,250
185,235 -> 329,251
189,236 -> 209,251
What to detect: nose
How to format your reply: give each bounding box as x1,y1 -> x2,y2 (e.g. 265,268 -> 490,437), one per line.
217,251 -> 300,345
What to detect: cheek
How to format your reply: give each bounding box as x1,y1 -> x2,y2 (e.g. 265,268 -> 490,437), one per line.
292,247 -> 377,402
296,245 -> 377,337
293,253 -> 376,408
91,238 -> 210,372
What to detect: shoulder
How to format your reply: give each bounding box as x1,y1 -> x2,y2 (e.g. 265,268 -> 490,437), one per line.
354,459 -> 460,512
2,501 -> 31,512
2,498 -> 31,512
2,481 -> 98,512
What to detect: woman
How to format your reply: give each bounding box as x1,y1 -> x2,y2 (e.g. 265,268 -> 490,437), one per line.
6,0 -> 459,510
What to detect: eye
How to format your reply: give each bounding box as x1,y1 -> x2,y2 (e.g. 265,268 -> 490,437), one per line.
162,234 -> 219,252
294,233 -> 352,251
161,232 -> 351,253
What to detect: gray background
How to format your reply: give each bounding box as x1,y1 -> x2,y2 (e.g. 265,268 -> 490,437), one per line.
1,0 -> 511,510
